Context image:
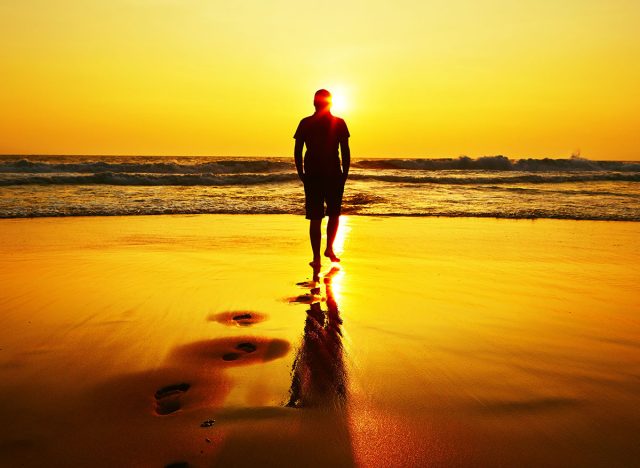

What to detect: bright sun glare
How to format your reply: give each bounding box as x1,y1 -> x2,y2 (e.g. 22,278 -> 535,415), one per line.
329,87 -> 349,115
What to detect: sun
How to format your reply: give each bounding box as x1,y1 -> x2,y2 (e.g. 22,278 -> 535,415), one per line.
329,87 -> 349,115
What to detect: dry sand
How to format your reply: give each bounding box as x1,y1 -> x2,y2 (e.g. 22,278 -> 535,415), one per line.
0,214 -> 639,467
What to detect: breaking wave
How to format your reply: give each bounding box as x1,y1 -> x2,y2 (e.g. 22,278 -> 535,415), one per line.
353,156 -> 640,172
1,170 -> 638,186
349,172 -> 640,184
0,172 -> 298,186
0,158 -> 293,175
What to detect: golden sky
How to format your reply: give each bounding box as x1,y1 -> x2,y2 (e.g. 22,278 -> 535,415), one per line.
1,0 -> 639,160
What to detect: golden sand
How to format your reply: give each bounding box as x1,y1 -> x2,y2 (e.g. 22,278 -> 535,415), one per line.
0,215 -> 639,467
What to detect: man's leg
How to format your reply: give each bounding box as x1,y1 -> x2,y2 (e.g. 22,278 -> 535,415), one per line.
309,219 -> 322,267
324,215 -> 340,262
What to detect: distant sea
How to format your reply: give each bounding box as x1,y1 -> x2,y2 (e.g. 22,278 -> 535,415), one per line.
1,155 -> 639,221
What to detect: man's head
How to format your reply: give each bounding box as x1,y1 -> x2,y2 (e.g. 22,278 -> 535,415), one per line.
313,89 -> 332,113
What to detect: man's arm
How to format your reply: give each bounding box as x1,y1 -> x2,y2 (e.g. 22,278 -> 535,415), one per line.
294,139 -> 305,182
340,138 -> 350,182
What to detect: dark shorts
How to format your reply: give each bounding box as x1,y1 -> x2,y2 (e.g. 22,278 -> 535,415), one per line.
303,176 -> 345,220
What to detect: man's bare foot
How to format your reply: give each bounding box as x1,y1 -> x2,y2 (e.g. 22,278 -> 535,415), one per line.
309,258 -> 321,268
324,249 -> 340,263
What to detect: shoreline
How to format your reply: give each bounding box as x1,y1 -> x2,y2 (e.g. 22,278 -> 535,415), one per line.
2,212 -> 639,222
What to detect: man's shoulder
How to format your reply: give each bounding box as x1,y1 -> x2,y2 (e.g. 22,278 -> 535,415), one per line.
332,115 -> 348,129
332,116 -> 349,137
299,115 -> 315,125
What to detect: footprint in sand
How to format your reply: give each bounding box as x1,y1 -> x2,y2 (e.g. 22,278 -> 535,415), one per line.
208,311 -> 266,327
222,341 -> 258,361
171,336 -> 290,367
288,288 -> 323,304
154,382 -> 191,415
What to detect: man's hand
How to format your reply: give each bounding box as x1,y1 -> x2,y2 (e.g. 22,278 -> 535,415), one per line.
294,139 -> 305,184
340,137 -> 350,185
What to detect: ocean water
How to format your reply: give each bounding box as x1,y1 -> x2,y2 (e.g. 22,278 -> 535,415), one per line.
1,155 -> 639,221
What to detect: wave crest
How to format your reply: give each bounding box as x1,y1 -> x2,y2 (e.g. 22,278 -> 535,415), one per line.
349,172 -> 640,184
354,156 -> 640,172
0,172 -> 298,186
0,158 -> 293,175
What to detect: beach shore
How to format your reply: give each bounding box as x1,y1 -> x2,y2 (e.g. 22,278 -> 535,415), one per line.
1,214 -> 639,467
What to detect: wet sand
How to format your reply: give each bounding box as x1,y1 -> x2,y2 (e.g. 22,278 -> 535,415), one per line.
0,214 -> 639,467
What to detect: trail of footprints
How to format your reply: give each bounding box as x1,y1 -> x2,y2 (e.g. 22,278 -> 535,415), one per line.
157,282 -> 312,467
153,312 -> 264,416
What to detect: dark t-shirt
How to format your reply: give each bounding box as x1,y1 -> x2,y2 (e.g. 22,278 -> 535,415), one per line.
294,113 -> 350,177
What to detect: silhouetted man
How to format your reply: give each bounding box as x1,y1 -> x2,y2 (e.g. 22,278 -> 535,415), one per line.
294,89 -> 351,268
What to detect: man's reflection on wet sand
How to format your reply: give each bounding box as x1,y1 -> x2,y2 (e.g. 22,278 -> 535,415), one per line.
287,265 -> 347,408
282,264 -> 354,467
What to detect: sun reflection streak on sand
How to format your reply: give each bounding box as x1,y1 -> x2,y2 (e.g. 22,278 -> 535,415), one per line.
325,263 -> 344,304
333,215 -> 350,258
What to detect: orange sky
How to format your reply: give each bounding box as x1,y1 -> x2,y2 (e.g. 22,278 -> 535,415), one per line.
1,0 -> 639,160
